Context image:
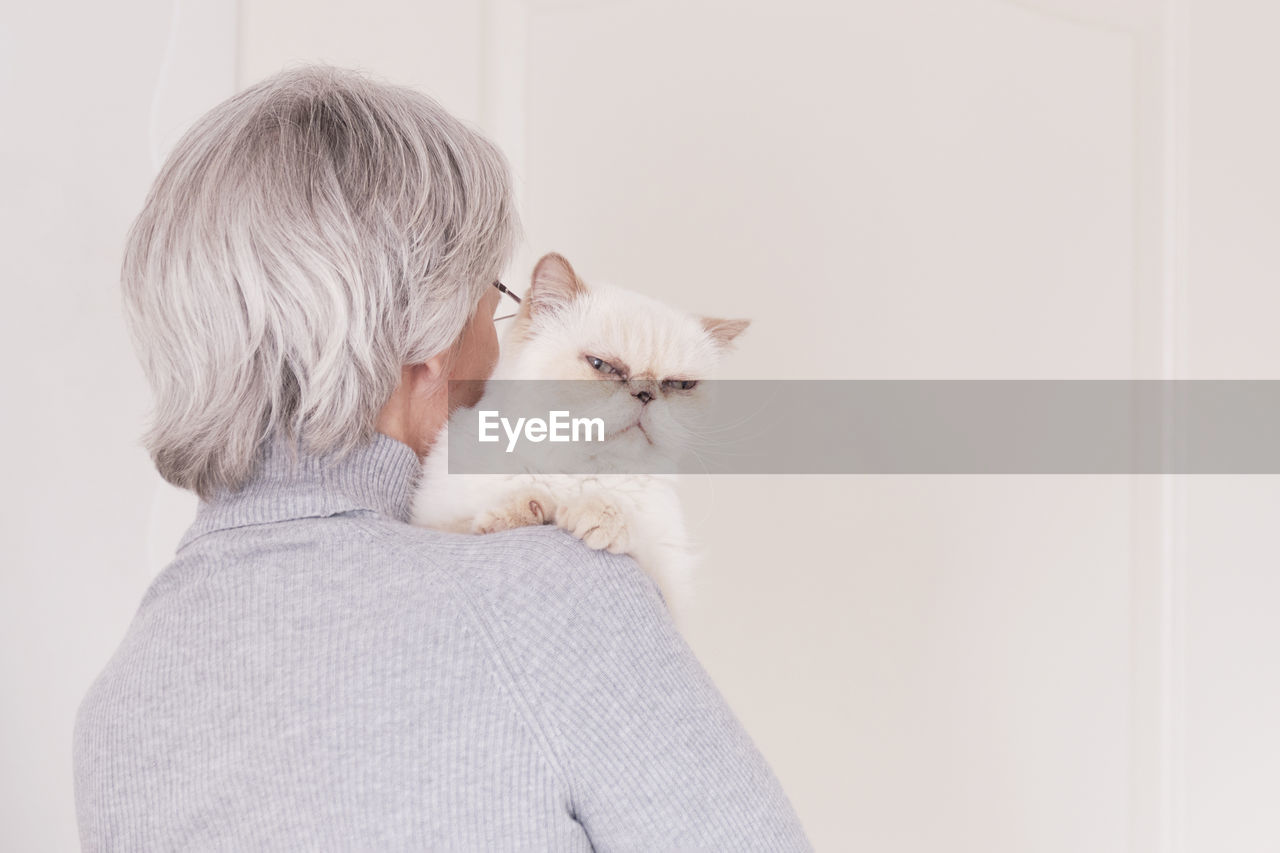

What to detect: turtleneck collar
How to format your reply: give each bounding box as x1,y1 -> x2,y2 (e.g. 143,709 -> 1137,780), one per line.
178,431 -> 422,550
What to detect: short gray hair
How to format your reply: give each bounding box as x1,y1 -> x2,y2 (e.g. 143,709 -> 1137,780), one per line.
122,64 -> 521,497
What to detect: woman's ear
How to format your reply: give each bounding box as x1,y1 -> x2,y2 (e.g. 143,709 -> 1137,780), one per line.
700,316 -> 751,347
413,353 -> 449,385
527,252 -> 587,316
376,361 -> 453,457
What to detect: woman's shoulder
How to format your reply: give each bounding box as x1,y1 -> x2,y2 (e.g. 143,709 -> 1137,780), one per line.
378,520 -> 663,634
421,523 -> 656,610
322,517 -> 671,679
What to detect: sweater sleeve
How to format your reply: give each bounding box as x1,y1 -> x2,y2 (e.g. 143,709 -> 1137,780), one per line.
477,529 -> 813,852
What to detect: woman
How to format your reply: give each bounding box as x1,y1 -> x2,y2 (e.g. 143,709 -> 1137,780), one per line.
73,65 -> 811,851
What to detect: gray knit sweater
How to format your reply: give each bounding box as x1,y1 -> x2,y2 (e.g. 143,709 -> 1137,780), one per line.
73,433 -> 811,851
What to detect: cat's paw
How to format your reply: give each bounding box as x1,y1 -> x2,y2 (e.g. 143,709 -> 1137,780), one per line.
554,494 -> 630,554
472,490 -> 553,535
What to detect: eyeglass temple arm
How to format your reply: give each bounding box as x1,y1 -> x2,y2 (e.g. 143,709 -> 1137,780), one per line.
493,280 -> 522,303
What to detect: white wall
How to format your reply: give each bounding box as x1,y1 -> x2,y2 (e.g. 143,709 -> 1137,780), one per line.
3,0 -> 1277,849
1184,2 -> 1280,847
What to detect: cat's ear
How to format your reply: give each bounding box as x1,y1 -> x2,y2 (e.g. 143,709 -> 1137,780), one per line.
527,252 -> 587,316
700,316 -> 750,347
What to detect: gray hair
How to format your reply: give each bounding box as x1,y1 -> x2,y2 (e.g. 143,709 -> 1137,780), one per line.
121,64 -> 521,498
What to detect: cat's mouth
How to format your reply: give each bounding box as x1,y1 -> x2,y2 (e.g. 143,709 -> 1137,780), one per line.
616,420 -> 654,446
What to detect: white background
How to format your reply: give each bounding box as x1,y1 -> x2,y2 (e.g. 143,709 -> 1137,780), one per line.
2,0 -> 1277,850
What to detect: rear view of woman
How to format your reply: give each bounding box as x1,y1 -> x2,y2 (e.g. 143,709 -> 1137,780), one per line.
72,65 -> 811,851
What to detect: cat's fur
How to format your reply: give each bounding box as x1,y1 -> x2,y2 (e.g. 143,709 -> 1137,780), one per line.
411,253 -> 748,620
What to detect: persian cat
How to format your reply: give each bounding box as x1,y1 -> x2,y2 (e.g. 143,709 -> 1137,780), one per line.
411,252 -> 748,619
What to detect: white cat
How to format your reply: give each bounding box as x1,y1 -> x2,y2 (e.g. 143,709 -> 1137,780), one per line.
410,253 -> 748,621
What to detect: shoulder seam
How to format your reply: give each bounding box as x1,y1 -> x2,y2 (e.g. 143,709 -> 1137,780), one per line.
355,519 -> 578,806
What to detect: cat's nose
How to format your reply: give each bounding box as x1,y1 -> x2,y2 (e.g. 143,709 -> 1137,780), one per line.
630,377 -> 659,404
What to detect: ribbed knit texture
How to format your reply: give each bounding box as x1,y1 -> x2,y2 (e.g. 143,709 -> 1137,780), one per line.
72,433 -> 812,851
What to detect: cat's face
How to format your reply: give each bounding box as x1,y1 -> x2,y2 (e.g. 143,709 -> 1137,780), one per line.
494,252 -> 748,461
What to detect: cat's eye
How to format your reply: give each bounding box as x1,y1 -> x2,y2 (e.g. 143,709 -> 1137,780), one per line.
662,379 -> 698,391
585,355 -> 621,376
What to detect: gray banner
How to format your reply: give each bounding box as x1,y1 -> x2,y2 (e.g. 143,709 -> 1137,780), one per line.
445,380 -> 1280,474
